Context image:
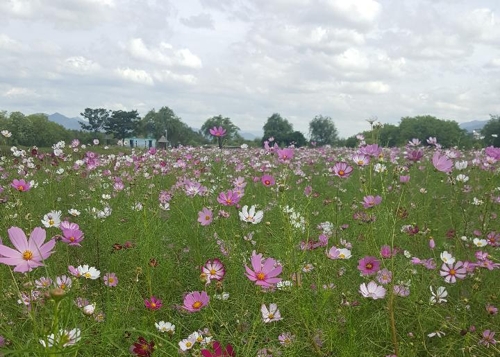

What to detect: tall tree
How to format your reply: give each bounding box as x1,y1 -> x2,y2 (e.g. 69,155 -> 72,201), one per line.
201,115 -> 241,142
308,115 -> 338,146
263,113 -> 294,145
481,115 -> 500,147
103,110 -> 141,141
79,108 -> 111,132
399,115 -> 471,148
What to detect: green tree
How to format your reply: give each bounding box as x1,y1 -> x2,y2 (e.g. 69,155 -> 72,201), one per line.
103,110 -> 141,141
481,115 -> 500,147
201,115 -> 241,146
263,113 -> 294,145
5,112 -> 35,146
138,107 -> 206,146
308,115 -> 338,146
399,115 -> 471,148
27,114 -> 72,148
377,124 -> 400,147
79,108 -> 111,132
286,131 -> 307,147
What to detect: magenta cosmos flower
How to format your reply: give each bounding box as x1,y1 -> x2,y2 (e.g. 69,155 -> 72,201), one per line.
261,174 -> 275,187
245,251 -> 282,287
201,341 -> 235,357
209,126 -> 226,137
61,227 -> 84,246
331,162 -> 354,178
277,148 -> 294,162
362,195 -> 382,209
0,227 -> 56,273
144,296 -> 162,310
357,256 -> 381,276
439,261 -> 467,283
104,272 -> 118,287
202,259 -> 225,282
217,190 -> 241,206
359,281 -> 386,299
432,151 -> 453,173
11,179 -> 31,192
183,291 -> 209,312
198,207 -> 213,226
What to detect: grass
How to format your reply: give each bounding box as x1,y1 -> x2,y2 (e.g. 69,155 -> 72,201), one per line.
0,142 -> 498,356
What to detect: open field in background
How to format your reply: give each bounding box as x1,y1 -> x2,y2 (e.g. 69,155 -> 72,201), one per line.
0,140 -> 499,356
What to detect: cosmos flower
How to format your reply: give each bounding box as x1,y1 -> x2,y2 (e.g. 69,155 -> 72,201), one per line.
261,174 -> 275,187
77,265 -> 100,280
239,205 -> 264,224
432,151 -> 453,173
331,162 -> 354,178
261,303 -> 283,323
39,328 -> 81,348
103,272 -> 118,287
357,256 -> 381,276
209,126 -> 226,137
359,281 -> 386,299
0,227 -> 56,273
144,296 -> 162,311
201,341 -> 236,357
61,227 -> 84,246
362,195 -> 382,209
130,336 -> 155,356
11,179 -> 31,192
429,286 -> 448,304
202,259 -> 225,283
198,207 -> 213,226
41,211 -> 62,228
183,291 -> 210,313
155,321 -> 175,334
440,261 -> 467,283
245,251 -> 282,287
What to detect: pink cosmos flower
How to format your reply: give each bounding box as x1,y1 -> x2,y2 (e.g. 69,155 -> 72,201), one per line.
261,175 -> 275,187
11,179 -> 31,192
245,251 -> 282,287
331,162 -> 354,178
183,291 -> 209,312
432,151 -> 453,173
380,245 -> 393,258
209,126 -> 226,137
362,195 -> 382,209
144,296 -> 162,311
440,261 -> 467,283
359,281 -> 386,299
61,228 -> 84,246
201,341 -> 235,357
479,330 -> 496,347
104,272 -> 118,287
202,259 -> 225,283
277,148 -> 294,162
0,227 -> 56,273
198,208 -> 213,226
357,256 -> 381,276
217,190 -> 241,206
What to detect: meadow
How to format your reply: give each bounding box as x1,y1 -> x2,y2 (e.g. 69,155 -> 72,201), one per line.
0,137 -> 498,357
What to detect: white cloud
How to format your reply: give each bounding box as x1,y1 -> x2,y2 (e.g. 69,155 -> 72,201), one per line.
114,68 -> 154,86
0,33 -> 25,52
180,13 -> 215,29
3,87 -> 40,98
61,56 -> 101,74
127,38 -> 202,69
322,0 -> 382,25
153,70 -> 198,85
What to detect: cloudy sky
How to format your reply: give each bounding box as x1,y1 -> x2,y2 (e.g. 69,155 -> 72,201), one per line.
1,0 -> 500,138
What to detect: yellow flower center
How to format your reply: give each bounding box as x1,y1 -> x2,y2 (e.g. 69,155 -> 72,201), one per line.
186,341 -> 192,348
84,272 -> 92,278
18,186 -> 24,191
339,253 -> 345,259
366,263 -> 373,269
192,301 -> 202,309
150,302 -> 157,309
268,313 -> 274,319
338,170 -> 345,176
449,269 -> 456,276
205,215 -> 210,220
69,236 -> 75,242
264,180 -> 270,185
49,219 -> 54,226
257,272 -> 266,280
22,250 -> 33,261
210,269 -> 216,275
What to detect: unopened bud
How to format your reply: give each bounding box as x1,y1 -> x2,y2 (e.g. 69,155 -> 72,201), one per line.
83,303 -> 96,315
49,287 -> 66,301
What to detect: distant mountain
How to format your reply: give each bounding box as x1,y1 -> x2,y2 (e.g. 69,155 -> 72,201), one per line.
48,112 -> 84,131
459,120 -> 489,133
240,131 -> 261,140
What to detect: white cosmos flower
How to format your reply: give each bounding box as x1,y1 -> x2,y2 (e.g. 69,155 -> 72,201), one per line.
77,265 -> 100,280
430,286 -> 448,304
261,303 -> 282,323
155,321 -> 175,334
239,205 -> 264,224
359,281 -> 386,300
456,174 -> 469,183
41,210 -> 62,228
440,251 -> 455,265
473,238 -> 488,247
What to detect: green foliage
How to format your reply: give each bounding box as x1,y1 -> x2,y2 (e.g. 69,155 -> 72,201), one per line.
263,113 -> 294,145
79,108 -> 111,132
481,114 -> 500,147
138,107 -> 207,146
103,110 -> 141,141
201,115 -> 241,142
398,115 -> 472,148
309,115 -> 339,146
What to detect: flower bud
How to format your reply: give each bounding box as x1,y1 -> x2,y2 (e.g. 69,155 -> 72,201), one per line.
83,303 -> 96,315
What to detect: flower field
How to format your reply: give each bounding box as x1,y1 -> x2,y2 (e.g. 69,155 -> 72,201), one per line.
0,139 -> 499,356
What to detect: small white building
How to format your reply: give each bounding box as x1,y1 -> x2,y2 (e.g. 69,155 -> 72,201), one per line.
122,137 -> 157,148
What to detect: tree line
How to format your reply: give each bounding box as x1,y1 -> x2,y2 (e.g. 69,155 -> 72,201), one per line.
1,108 -> 499,149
